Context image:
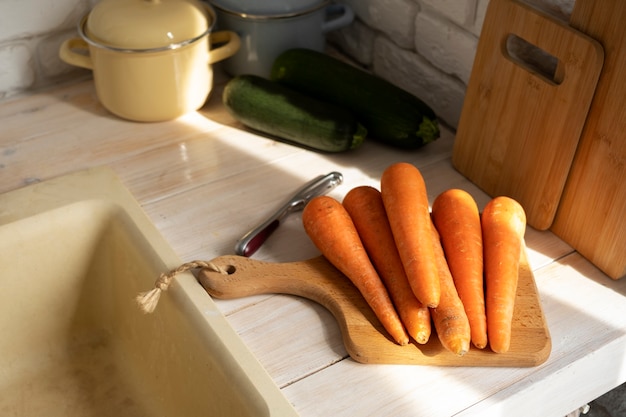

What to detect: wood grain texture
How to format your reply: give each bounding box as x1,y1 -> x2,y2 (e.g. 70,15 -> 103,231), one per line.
452,0 -> 603,230
551,0 -> 626,279
197,248 -> 551,367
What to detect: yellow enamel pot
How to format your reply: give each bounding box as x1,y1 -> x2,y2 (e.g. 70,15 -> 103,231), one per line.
60,0 -> 240,122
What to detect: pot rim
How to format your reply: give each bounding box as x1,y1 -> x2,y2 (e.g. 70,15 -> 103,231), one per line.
78,3 -> 216,53
213,0 -> 330,20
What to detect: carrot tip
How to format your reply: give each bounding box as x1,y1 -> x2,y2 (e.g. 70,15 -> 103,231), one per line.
490,345 -> 510,354
447,340 -> 470,356
397,337 -> 410,346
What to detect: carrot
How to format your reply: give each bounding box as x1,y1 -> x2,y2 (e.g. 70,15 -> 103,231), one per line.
380,162 -> 440,308
429,224 -> 471,356
431,189 -> 487,349
343,186 -> 431,344
482,196 -> 527,354
302,195 -> 410,346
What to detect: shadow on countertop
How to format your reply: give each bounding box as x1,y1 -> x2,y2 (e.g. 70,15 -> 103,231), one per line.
585,382 -> 626,417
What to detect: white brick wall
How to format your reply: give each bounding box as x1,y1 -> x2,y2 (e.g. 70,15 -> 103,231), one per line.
0,0 -> 92,99
0,0 -> 576,128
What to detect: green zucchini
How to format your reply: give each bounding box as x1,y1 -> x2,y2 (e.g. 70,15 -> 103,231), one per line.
270,48 -> 440,149
222,74 -> 367,153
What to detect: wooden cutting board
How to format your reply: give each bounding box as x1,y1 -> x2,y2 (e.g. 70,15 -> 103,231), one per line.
197,249 -> 551,367
452,0 -> 603,230
551,0 -> 626,280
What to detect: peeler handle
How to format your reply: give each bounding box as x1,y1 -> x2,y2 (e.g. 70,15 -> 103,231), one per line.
235,171 -> 343,257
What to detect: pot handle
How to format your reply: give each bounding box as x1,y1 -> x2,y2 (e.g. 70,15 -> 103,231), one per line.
208,30 -> 241,65
322,4 -> 355,33
59,38 -> 93,70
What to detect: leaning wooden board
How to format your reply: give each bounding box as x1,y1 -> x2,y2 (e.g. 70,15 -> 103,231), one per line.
551,0 -> 626,279
197,248 -> 551,367
452,0 -> 603,230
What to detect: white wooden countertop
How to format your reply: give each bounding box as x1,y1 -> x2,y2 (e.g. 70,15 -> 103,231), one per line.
2,75 -> 626,417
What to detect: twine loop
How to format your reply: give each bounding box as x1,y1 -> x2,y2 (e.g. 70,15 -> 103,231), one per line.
135,260 -> 228,314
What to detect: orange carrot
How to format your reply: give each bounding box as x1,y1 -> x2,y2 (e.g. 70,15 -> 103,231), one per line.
380,162 -> 440,308
432,189 -> 487,349
482,196 -> 527,354
343,186 -> 431,344
302,195 -> 409,346
429,224 -> 471,356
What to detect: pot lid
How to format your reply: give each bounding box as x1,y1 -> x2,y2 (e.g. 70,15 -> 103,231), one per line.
211,0 -> 325,16
85,0 -> 211,50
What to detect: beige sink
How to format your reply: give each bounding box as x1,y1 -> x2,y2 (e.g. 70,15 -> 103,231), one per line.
0,167 -> 298,417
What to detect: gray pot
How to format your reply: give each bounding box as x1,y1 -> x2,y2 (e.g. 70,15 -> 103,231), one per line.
211,0 -> 354,77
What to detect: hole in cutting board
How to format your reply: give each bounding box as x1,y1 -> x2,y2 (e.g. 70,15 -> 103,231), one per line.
503,34 -> 564,85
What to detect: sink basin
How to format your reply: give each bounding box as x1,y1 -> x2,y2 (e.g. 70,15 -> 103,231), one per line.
0,168 -> 298,417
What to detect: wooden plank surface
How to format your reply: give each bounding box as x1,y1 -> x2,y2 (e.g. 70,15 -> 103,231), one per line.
551,0 -> 626,279
452,0 -> 603,230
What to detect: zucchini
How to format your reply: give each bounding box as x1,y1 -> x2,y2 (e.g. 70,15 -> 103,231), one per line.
223,74 -> 367,153
270,48 -> 440,149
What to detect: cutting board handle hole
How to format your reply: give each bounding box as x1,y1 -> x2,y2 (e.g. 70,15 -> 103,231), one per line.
503,34 -> 564,85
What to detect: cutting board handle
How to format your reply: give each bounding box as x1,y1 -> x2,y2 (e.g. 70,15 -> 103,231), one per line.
502,33 -> 564,85
497,0 -> 598,87
198,255 -> 348,301
196,255 -> 384,345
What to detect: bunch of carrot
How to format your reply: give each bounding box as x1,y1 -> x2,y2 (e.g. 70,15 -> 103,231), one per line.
302,162 -> 527,356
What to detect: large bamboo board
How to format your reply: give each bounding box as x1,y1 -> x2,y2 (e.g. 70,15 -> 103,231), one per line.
452,0 -> 603,230
551,0 -> 626,279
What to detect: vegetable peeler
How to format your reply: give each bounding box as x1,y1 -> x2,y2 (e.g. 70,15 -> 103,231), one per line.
235,171 -> 343,257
